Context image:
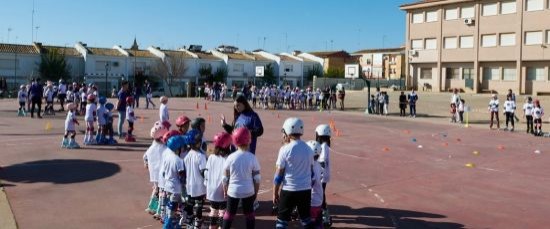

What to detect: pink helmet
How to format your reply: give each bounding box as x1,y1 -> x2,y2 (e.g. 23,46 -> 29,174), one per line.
150,123 -> 169,140
87,94 -> 96,102
162,130 -> 181,144
232,128 -> 251,146
176,115 -> 191,126
213,132 -> 232,148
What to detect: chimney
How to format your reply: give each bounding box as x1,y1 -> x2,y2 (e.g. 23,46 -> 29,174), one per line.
292,50 -> 301,56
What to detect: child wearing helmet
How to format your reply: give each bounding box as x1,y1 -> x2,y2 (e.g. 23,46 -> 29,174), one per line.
43,82 -> 55,115
488,94 -> 500,130
533,99 -> 544,136
104,103 -> 117,145
62,103 -> 80,149
83,94 -> 97,145
503,94 -> 516,131
221,128 -> 261,229
306,140 -> 324,228
160,135 -> 186,228
159,96 -> 169,123
315,124 -> 332,226
155,130 -> 183,221
95,97 -> 108,144
181,129 -> 208,228
175,115 -> 191,134
205,132 -> 232,228
79,86 -> 88,115
143,122 -> 169,215
273,117 -> 314,229
125,96 -> 136,142
17,85 -> 27,117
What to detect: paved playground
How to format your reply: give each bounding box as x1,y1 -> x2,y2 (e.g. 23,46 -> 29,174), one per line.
1,93 -> 549,228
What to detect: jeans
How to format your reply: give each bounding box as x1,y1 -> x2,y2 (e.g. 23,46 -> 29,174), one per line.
117,111 -> 126,137
409,104 -> 416,116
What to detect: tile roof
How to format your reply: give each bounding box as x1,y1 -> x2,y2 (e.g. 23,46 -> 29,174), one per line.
308,50 -> 350,58
279,55 -> 300,62
194,52 -> 222,60
125,49 -> 157,58
162,50 -> 194,59
353,47 -> 405,55
227,53 -> 254,60
253,54 -> 272,61
88,47 -> 126,57
42,46 -> 81,57
0,43 -> 40,54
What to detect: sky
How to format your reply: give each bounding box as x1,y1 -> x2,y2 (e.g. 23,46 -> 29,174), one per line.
0,0 -> 411,53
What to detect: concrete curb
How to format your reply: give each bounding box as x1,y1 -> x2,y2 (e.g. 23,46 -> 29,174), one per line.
0,182 -> 18,229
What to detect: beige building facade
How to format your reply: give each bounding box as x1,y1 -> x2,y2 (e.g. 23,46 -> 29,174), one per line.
401,0 -> 550,95
352,47 -> 406,80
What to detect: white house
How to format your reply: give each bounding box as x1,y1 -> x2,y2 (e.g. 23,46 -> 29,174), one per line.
211,46 -> 257,88
0,44 -> 41,89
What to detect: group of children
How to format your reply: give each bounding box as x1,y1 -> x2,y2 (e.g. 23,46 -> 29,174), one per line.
248,85 -> 341,112
141,114 -> 333,229
488,93 -> 545,136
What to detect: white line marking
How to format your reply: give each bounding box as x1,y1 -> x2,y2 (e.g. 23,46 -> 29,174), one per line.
136,225 -> 153,229
478,167 -> 503,172
374,193 -> 385,203
257,188 -> 272,195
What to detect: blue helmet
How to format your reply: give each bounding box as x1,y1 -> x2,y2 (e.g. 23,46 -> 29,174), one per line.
166,135 -> 186,152
185,129 -> 202,146
98,96 -> 107,105
105,103 -> 114,111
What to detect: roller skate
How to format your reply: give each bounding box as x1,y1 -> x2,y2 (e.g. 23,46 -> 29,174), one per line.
67,139 -> 80,149
145,196 -> 159,215
322,209 -> 333,227
108,137 -> 118,145
17,109 -> 24,117
61,138 -> 69,148
290,207 -> 299,221
125,134 -> 136,142
193,218 -> 203,229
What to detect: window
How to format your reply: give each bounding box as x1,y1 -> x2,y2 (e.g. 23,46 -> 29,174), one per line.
547,30 -> 550,44
526,0 -> 544,11
445,8 -> 458,20
412,39 -> 423,49
426,11 -> 438,22
420,68 -> 432,79
412,12 -> 424,23
463,68 -> 474,79
503,68 -> 517,80
482,34 -> 497,47
500,33 -> 516,46
482,3 -> 498,16
233,63 -> 244,72
527,67 -> 545,81
460,36 -> 474,48
446,68 -> 460,79
95,61 -> 109,71
284,64 -> 294,72
444,37 -> 457,49
525,31 -> 543,45
483,67 -> 500,80
425,38 -> 437,50
461,6 -> 475,18
501,1 -> 517,14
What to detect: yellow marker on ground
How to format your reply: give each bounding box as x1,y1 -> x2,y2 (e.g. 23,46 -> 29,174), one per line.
465,163 -> 475,168
45,121 -> 52,131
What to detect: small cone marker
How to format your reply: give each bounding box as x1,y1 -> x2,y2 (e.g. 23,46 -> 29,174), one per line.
472,151 -> 480,156
45,121 -> 52,131
204,103 -> 208,110
534,150 -> 541,154
465,163 -> 475,168
277,113 -> 280,119
207,115 -> 212,124
497,145 -> 505,150
140,116 -> 144,123
383,147 -> 390,152
196,102 -> 199,110
442,142 -> 448,147
417,145 -> 423,148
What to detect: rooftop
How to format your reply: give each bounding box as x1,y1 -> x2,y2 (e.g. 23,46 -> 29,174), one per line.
161,50 -> 194,59
125,49 -> 157,58
0,43 -> 40,54
308,50 -> 350,58
400,0 -> 472,10
352,47 -> 405,55
279,55 -> 300,62
88,47 -> 126,57
42,45 -> 81,57
193,52 -> 222,60
226,52 -> 254,60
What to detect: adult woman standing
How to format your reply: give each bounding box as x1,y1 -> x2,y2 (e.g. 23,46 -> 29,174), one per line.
221,95 -> 264,154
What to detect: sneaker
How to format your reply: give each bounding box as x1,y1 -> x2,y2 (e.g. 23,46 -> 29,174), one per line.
510,128 -> 514,132
253,200 -> 260,211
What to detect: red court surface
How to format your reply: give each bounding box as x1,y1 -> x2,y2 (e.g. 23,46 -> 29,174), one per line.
1,98 -> 549,228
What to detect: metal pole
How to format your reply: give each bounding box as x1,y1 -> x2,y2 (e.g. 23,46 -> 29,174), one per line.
105,62 -> 109,95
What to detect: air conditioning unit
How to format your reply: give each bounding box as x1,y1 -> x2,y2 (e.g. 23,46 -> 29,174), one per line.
464,18 -> 474,25
408,50 -> 418,57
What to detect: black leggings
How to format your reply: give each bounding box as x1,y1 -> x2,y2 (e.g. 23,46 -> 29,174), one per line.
526,115 -> 533,132
184,195 -> 205,220
322,183 -> 327,210
505,112 -> 514,127
30,97 -> 42,117
277,189 -> 312,227
223,194 -> 255,229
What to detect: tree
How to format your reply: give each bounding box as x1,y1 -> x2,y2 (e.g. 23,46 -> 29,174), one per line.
324,67 -> 345,78
152,53 -> 187,96
213,66 -> 227,83
38,48 -> 71,82
306,64 -> 322,81
199,64 -> 213,83
262,63 -> 276,85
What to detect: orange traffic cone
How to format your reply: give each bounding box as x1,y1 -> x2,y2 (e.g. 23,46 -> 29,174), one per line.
196,102 -> 199,110
204,103 -> 208,110
277,113 -> 280,119
207,115 -> 212,124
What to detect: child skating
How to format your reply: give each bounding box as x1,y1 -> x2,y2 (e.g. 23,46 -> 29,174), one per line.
315,124 -> 333,227
205,132 -> 232,229
533,99 -> 544,136
488,94 -> 500,130
161,135 -> 186,228
104,103 -> 117,145
96,97 -> 108,144
143,122 -> 169,215
307,140 -> 324,229
523,97 -> 534,134
17,85 -> 27,117
83,94 -> 97,145
62,103 -> 80,149
503,94 -> 516,131
159,96 -> 169,123
125,96 -> 137,142
181,129 -> 208,228
176,115 -> 191,134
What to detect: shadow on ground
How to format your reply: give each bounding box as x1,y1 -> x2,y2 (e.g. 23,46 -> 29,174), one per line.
0,159 -> 120,185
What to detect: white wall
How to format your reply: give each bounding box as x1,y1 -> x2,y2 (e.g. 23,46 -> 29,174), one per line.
0,53 -> 40,87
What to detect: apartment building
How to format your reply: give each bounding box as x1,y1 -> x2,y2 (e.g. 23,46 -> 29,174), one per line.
401,0 -> 550,95
352,47 -> 406,80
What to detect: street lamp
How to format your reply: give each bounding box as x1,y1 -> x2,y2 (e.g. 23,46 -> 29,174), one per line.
105,62 -> 111,95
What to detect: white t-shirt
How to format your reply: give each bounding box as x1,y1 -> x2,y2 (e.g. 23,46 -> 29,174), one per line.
45,88 -> 54,102
97,105 -> 107,125
311,162 -> 324,207
157,148 -> 173,189
533,107 -> 544,119
451,94 -> 460,104
58,84 -> 67,94
205,154 -> 227,202
18,90 -> 27,102
276,140 -> 314,192
126,106 -> 136,122
161,150 -> 185,194
504,100 -> 516,113
81,91 -> 87,102
159,103 -> 169,122
488,99 -> 499,112
84,103 -> 97,122
318,143 -> 331,183
65,111 -> 77,131
143,141 -> 167,183
224,150 -> 261,198
523,103 -> 534,116
184,149 -> 207,197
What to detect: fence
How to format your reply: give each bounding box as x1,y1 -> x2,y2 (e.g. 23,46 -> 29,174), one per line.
312,76 -> 406,91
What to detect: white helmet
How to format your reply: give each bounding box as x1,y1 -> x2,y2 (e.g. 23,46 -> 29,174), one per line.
315,124 -> 331,137
307,140 -> 321,156
282,117 -> 304,135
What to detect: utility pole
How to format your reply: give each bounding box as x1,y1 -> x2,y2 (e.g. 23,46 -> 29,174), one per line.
7,27 -> 12,43
31,0 -> 35,42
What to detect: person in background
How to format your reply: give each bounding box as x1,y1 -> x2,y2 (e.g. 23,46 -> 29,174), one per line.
503,94 -> 516,131
221,95 -> 264,155
116,80 -> 130,138
488,94 -> 500,130
134,83 -> 142,108
58,79 -> 67,111
458,99 -> 465,124
399,91 -> 407,117
145,80 -> 155,109
17,85 -> 28,117
28,78 -> 44,119
407,89 -> 418,118
523,97 -> 534,134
